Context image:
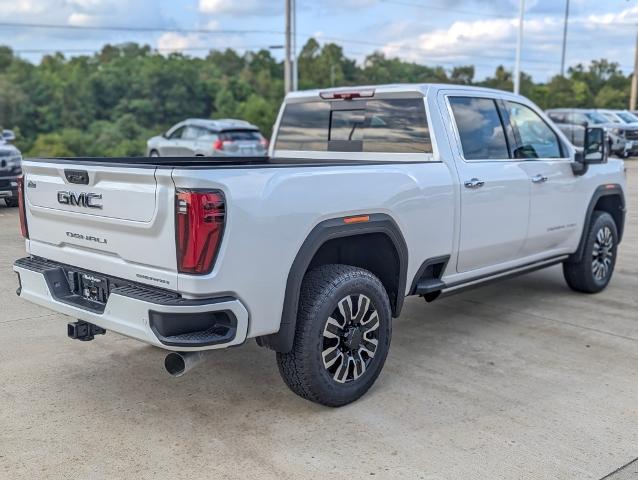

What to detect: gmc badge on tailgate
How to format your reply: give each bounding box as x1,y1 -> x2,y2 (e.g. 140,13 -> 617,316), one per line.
57,191 -> 103,209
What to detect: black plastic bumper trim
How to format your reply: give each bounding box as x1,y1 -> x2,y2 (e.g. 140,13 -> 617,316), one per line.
14,256 -> 235,308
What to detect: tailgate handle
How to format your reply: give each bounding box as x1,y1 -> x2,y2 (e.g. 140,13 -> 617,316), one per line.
65,169 -> 89,185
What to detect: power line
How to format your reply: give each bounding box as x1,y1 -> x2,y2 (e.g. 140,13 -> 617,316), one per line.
0,21 -> 283,36
2,20 -> 621,71
13,45 -> 280,55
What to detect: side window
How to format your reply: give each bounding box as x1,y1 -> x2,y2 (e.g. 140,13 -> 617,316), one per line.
168,126 -> 186,140
505,102 -> 562,159
448,96 -> 509,160
569,112 -> 587,125
181,126 -> 200,140
547,112 -> 565,124
274,98 -> 432,154
198,129 -> 218,141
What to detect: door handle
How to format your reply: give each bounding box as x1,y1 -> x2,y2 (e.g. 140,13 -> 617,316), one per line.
464,178 -> 485,189
532,174 -> 548,184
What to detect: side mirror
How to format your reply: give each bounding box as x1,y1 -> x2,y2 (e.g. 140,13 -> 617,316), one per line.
583,127 -> 607,163
573,127 -> 607,175
2,130 -> 15,142
575,127 -> 607,164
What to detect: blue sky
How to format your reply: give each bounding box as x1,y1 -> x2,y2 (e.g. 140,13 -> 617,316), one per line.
0,0 -> 637,81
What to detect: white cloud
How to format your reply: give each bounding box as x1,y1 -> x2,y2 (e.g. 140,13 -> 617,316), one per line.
0,0 -> 170,28
587,5 -> 638,26
156,27 -> 249,56
0,0 -> 48,14
198,0 -> 281,16
373,3 -> 636,80
157,32 -> 202,53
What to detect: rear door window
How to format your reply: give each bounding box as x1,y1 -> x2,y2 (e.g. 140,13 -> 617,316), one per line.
448,97 -> 509,160
182,126 -> 201,140
275,98 -> 432,154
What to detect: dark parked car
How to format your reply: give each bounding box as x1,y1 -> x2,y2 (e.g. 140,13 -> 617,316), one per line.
546,108 -> 638,157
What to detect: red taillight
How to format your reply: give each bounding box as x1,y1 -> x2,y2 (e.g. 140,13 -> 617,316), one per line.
175,190 -> 225,274
214,139 -> 234,151
260,137 -> 269,149
17,176 -> 28,238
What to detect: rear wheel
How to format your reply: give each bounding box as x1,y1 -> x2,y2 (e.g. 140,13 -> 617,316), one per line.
4,198 -> 18,208
277,265 -> 392,407
563,211 -> 618,293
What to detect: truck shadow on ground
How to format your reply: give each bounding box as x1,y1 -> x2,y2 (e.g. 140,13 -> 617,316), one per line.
63,266 -> 581,422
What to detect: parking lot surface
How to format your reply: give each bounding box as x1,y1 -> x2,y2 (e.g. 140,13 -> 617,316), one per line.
1,164 -> 637,480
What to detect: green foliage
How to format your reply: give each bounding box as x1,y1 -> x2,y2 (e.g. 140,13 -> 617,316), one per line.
0,40 -> 632,157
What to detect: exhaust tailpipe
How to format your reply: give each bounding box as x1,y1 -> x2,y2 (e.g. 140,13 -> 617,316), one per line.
164,351 -> 209,377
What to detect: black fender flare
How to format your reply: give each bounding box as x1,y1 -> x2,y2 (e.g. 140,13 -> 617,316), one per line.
569,184 -> 626,262
257,213 -> 408,353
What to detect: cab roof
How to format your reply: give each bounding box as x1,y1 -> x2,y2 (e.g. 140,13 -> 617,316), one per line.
285,83 -> 526,102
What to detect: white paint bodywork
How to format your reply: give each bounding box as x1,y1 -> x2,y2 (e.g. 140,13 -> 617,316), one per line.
15,84 -> 627,351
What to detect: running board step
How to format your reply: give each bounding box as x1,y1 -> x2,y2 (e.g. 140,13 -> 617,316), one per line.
414,278 -> 446,295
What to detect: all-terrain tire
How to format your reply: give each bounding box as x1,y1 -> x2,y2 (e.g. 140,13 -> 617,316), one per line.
277,264 -> 392,407
563,211 -> 618,294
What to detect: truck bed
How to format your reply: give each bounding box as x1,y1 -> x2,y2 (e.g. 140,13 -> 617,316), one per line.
25,156 -> 402,169
28,156 -> 273,168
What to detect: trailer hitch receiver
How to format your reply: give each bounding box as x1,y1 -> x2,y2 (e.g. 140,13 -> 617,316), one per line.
68,321 -> 106,341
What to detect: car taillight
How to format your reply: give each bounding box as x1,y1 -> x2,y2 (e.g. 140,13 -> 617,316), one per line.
213,139 -> 224,151
17,176 -> 28,238
260,137 -> 269,149
175,189 -> 225,274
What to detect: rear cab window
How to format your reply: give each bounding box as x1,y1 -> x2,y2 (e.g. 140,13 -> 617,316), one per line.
274,95 -> 433,160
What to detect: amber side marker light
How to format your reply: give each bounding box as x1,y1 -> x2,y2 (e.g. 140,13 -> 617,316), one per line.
343,215 -> 370,225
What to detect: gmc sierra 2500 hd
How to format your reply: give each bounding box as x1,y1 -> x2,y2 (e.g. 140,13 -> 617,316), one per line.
14,84 -> 626,407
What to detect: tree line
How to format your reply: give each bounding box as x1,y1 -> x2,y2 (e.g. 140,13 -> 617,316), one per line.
0,38 -> 631,157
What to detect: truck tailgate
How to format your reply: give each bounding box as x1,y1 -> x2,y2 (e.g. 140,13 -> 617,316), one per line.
23,161 -> 178,290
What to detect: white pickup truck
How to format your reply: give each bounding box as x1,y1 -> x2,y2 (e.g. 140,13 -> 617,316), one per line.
14,84 -> 626,407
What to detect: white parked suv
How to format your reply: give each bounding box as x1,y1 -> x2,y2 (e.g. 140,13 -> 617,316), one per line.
146,118 -> 268,158
14,85 -> 626,406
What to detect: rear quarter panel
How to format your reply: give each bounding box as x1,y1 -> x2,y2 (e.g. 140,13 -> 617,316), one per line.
172,162 -> 456,338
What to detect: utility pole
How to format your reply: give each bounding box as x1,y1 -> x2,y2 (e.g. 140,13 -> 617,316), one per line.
292,0 -> 298,91
631,29 -> 638,111
284,0 -> 292,95
513,0 -> 525,95
560,0 -> 570,76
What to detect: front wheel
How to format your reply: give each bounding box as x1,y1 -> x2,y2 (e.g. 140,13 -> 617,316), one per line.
5,198 -> 18,208
277,265 -> 392,407
563,211 -> 618,293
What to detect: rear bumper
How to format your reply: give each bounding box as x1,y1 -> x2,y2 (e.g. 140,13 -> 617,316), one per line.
13,257 -> 249,351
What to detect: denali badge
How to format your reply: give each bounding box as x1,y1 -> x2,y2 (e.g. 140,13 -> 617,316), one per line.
57,191 -> 103,209
66,232 -> 107,244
